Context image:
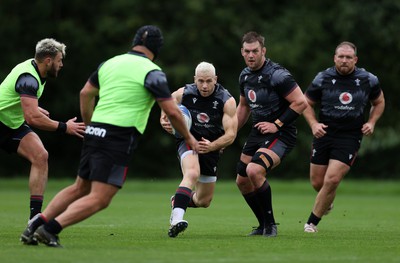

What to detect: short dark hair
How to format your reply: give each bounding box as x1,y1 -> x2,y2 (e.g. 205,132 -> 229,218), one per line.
242,31 -> 265,47
335,41 -> 357,55
132,25 -> 163,59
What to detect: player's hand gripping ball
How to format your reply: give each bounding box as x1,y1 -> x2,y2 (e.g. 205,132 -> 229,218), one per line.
171,104 -> 192,138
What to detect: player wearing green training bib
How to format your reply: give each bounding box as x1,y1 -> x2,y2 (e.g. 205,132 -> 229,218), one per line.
0,59 -> 45,129
0,40 -> 86,245
25,25 -> 198,248
92,53 -> 161,130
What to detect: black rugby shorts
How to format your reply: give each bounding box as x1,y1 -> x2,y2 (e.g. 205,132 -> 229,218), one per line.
310,134 -> 361,166
241,128 -> 296,160
0,122 -> 32,153
78,144 -> 131,188
177,140 -> 220,177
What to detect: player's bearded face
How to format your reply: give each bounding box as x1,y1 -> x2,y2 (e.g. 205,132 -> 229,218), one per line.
334,47 -> 357,75
47,53 -> 64,78
242,42 -> 266,71
47,63 -> 59,78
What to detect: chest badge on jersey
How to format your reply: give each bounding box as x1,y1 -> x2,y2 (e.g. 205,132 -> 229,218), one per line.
212,101 -> 219,109
339,92 -> 353,105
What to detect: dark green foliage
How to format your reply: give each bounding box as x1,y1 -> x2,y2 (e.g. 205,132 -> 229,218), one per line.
0,0 -> 399,178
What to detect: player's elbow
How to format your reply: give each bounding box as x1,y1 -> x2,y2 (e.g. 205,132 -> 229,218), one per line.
225,137 -> 236,147
226,130 -> 237,146
293,97 -> 308,114
24,114 -> 38,127
80,87 -> 91,102
165,109 -> 181,122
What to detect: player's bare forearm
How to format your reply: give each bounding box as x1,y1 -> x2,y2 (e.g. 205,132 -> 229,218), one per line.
368,92 -> 385,126
236,96 -> 250,130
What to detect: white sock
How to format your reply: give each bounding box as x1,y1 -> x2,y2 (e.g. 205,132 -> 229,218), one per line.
171,208 -> 185,224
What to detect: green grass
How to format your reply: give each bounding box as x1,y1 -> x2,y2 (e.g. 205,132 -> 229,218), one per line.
0,178 -> 399,263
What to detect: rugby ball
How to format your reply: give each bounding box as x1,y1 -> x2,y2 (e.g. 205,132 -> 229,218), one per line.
171,104 -> 192,138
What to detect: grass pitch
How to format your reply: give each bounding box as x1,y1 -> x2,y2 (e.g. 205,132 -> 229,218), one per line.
0,178 -> 399,263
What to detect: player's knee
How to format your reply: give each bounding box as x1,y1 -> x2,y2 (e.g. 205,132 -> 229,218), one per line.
236,175 -> 252,193
197,197 -> 212,208
97,197 -> 113,210
184,169 -> 200,182
236,160 -> 248,177
32,148 -> 49,166
325,175 -> 342,188
202,201 -> 211,208
311,180 -> 321,192
310,176 -> 324,191
310,173 -> 324,191
249,151 -> 274,175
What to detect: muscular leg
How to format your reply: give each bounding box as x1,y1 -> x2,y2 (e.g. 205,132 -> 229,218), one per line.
237,148 -> 283,188
42,176 -> 91,220
239,150 -> 281,236
236,167 -> 265,233
312,159 -> 349,218
17,132 -> 49,218
310,164 -> 328,192
246,149 -> 280,189
191,181 -> 215,208
246,149 -> 279,223
178,153 -> 200,190
53,181 -> 119,228
236,153 -> 254,194
168,153 -> 200,237
170,153 -> 200,223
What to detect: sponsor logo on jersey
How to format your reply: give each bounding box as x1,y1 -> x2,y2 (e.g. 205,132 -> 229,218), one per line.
85,125 -> 107,138
248,90 -> 257,103
195,112 -> 217,129
355,78 -> 360,86
197,113 -> 210,124
339,92 -> 353,105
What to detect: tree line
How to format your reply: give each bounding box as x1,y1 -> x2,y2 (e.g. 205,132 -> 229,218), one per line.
1,0 -> 399,179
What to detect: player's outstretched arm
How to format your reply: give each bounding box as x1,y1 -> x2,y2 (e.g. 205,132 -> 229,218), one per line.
158,99 -> 199,152
65,117 -> 86,138
159,87 -> 183,134
21,96 -> 84,138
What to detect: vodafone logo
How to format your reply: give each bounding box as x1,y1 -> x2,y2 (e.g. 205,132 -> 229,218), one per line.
339,92 -> 353,105
197,113 -> 210,123
248,90 -> 257,103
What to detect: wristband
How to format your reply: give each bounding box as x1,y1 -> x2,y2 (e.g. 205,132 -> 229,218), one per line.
275,107 -> 300,128
274,120 -> 283,130
57,122 -> 67,133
